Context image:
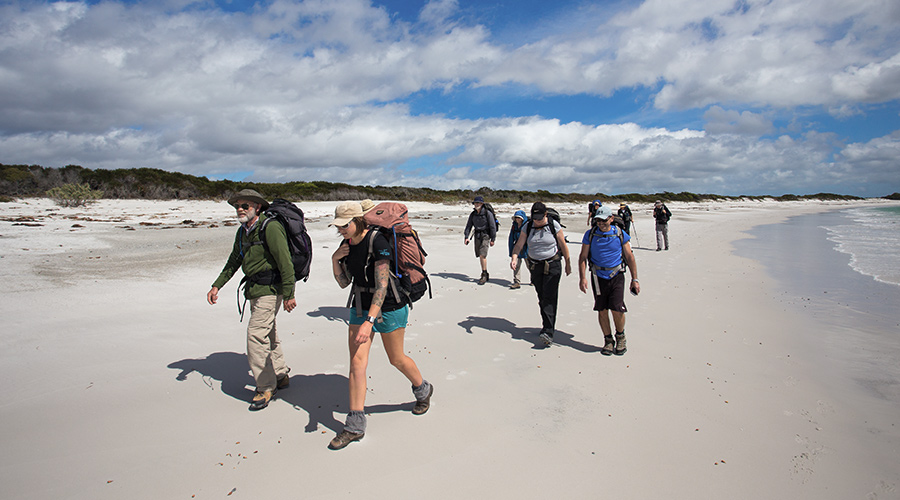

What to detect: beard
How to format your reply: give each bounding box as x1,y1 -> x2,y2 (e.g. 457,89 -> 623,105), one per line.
237,208 -> 257,224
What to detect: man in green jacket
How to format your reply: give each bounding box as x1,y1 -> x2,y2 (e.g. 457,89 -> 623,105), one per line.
207,189 -> 297,411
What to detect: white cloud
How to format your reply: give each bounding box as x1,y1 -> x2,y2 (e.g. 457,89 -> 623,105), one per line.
703,106 -> 773,136
0,0 -> 898,196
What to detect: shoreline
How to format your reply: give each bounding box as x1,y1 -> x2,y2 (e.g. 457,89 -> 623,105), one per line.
1,198 -> 899,499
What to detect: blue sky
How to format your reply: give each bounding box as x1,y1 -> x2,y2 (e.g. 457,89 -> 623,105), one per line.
1,0 -> 899,196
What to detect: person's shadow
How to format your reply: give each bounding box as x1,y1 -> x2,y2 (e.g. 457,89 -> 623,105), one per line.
431,272 -> 476,284
167,352 -> 411,434
306,306 -> 349,325
458,316 -> 601,352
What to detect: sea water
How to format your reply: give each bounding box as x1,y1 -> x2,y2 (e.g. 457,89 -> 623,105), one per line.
822,205 -> 900,287
734,205 -> 900,403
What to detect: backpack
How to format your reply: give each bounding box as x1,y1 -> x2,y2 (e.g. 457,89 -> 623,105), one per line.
524,207 -> 566,239
257,198 -> 313,283
349,202 -> 431,314
480,202 -> 500,231
586,225 -> 626,295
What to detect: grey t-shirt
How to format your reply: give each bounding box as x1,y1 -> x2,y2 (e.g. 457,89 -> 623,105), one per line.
526,219 -> 562,260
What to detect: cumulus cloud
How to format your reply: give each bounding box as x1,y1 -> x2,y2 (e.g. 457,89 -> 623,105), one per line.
0,0 -> 898,196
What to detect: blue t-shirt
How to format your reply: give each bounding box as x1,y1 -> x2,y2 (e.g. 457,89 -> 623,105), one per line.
582,227 -> 630,279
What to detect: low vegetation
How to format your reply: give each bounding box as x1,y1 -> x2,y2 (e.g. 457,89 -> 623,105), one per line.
0,163 -> 874,204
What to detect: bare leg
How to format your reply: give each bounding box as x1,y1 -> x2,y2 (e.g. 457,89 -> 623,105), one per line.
347,325 -> 373,412
380,327 -> 424,387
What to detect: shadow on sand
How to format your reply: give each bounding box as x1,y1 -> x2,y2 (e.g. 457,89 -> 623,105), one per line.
431,272 -> 476,284
167,352 -> 411,433
458,316 -> 601,352
306,306 -> 350,325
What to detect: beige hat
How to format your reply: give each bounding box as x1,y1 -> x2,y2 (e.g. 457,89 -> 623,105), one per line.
360,199 -> 376,212
330,201 -> 365,226
227,189 -> 269,210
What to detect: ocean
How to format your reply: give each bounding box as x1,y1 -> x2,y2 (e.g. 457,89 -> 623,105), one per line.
733,204 -> 900,403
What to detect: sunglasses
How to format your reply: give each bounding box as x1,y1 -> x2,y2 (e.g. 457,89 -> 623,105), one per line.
234,203 -> 253,210
532,213 -> 546,220
338,222 -> 351,229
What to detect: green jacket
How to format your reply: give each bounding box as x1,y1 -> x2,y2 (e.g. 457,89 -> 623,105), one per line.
212,213 -> 296,300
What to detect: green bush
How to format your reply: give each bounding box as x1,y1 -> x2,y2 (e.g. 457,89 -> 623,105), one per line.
46,182 -> 104,207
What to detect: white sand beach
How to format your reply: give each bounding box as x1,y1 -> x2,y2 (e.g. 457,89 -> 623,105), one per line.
1,197 -> 898,499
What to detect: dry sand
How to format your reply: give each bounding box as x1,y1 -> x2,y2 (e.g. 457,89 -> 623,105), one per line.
1,198 -> 898,499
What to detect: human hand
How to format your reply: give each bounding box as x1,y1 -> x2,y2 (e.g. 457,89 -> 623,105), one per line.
354,321 -> 373,345
332,242 -> 350,261
464,238 -> 469,245
579,278 -> 588,293
283,298 -> 297,312
207,287 -> 219,305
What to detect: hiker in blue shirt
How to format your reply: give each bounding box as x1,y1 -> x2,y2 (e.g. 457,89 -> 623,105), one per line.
578,205 -> 640,356
507,209 -> 528,289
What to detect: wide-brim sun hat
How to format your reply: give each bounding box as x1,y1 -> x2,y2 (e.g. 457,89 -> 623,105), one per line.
330,201 -> 366,226
593,205 -> 614,220
227,189 -> 269,211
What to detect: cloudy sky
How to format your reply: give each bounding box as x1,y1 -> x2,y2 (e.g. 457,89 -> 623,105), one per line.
1,0 -> 899,196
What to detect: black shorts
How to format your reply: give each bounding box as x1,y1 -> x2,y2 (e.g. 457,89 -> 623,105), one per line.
591,272 -> 627,313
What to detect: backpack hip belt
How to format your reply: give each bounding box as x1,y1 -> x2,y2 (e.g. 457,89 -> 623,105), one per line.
526,253 -> 562,275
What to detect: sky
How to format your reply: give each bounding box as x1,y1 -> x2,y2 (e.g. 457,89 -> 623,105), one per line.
1,0 -> 899,196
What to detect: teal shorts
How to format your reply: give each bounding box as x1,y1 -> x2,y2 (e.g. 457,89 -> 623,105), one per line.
348,305 -> 409,334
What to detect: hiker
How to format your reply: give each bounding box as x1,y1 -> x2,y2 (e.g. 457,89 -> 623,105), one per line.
653,200 -> 672,251
618,202 -> 633,235
587,199 -> 602,226
207,189 -> 296,411
578,205 -> 640,355
328,201 -> 433,450
507,209 -> 529,289
510,202 -> 572,346
464,195 -> 497,285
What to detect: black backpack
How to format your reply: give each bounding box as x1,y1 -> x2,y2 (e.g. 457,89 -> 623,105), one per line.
481,202 -> 500,230
525,207 -> 565,238
257,198 -> 313,283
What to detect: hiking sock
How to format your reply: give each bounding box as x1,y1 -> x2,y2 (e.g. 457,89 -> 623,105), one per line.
344,410 -> 367,434
412,380 -> 432,401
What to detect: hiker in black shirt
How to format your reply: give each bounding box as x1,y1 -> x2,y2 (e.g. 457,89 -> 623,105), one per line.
464,195 -> 497,285
653,201 -> 672,251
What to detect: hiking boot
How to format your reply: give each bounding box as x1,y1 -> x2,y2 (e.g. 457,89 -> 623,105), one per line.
478,271 -> 489,285
539,332 -> 553,347
601,335 -> 615,356
249,390 -> 274,411
412,383 -> 434,415
510,281 -> 521,290
614,332 -> 627,355
328,430 -> 364,450
276,367 -> 291,390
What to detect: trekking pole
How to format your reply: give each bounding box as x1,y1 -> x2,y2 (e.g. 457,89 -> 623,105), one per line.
631,221 -> 640,249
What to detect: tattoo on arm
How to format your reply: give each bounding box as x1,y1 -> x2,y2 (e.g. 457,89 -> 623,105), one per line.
372,261 -> 389,308
334,271 -> 351,288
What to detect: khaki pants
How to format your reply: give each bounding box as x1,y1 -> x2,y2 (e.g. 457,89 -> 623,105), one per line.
246,295 -> 288,392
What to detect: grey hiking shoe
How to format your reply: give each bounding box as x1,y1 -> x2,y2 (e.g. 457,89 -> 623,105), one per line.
539,332 -> 553,347
601,335 -> 615,356
478,271 -> 489,285
412,383 -> 434,415
615,332 -> 627,355
328,430 -> 364,450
